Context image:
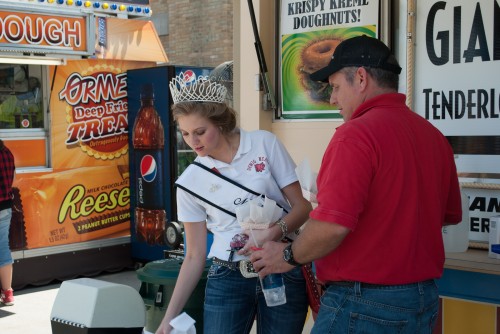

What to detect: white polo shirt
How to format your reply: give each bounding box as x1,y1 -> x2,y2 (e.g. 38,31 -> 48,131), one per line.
176,129 -> 298,261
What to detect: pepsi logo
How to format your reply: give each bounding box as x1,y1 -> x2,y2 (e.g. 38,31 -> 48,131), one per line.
140,155 -> 157,182
21,118 -> 30,128
183,70 -> 196,85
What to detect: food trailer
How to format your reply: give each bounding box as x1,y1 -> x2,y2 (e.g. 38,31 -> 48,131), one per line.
0,0 -> 168,288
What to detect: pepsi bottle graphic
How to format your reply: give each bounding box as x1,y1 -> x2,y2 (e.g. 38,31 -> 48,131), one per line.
132,83 -> 167,245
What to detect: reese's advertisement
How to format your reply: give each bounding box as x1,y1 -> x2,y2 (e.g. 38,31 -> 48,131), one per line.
11,59 -> 154,249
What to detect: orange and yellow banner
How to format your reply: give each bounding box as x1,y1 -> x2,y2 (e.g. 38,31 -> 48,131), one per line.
11,59 -> 155,249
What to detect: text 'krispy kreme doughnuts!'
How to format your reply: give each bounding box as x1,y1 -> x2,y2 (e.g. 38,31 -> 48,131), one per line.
302,38 -> 342,73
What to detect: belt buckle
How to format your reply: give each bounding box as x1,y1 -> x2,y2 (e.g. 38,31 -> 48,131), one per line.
239,260 -> 258,278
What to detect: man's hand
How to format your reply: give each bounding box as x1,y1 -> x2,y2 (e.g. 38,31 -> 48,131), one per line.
236,226 -> 281,257
249,241 -> 294,277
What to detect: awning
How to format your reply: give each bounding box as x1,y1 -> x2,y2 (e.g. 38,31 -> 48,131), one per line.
100,17 -> 168,63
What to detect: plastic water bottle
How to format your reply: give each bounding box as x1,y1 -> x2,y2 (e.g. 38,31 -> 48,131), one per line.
260,273 -> 286,307
443,189 -> 469,252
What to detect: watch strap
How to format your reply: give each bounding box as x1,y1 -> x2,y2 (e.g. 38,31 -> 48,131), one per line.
283,243 -> 300,266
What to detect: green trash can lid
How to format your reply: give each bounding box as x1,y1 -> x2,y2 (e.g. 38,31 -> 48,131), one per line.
136,258 -> 184,282
136,258 -> 213,283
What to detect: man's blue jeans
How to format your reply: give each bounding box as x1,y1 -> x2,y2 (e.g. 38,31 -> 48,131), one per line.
203,264 -> 308,334
312,280 -> 439,334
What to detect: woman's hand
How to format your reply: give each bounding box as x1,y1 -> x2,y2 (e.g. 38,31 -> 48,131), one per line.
155,222 -> 207,334
155,317 -> 173,334
237,227 -> 279,256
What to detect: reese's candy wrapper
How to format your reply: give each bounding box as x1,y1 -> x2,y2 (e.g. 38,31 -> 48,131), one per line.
16,165 -> 130,249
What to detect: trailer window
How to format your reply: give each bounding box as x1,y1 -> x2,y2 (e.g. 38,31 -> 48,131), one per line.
0,64 -> 48,169
0,64 -> 44,130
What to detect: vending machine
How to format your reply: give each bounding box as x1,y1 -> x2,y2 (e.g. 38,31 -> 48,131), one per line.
127,65 -> 212,262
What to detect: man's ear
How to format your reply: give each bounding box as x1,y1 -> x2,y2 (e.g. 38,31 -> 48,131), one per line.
356,67 -> 368,90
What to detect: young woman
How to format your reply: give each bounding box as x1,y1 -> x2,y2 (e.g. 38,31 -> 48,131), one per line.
155,74 -> 311,334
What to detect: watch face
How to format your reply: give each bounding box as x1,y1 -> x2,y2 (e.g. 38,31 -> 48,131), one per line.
283,245 -> 293,263
284,248 -> 290,261
283,244 -> 300,266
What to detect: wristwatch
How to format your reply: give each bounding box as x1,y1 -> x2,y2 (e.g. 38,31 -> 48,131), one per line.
283,243 -> 300,266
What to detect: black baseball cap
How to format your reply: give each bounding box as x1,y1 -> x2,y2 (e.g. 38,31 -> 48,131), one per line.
310,35 -> 402,82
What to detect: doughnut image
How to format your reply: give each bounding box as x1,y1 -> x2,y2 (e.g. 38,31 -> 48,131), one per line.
301,38 -> 341,73
299,38 -> 342,102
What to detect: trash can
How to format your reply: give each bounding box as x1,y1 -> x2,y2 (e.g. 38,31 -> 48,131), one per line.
136,258 -> 211,333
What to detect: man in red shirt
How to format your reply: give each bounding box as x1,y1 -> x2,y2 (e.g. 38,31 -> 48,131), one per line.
0,139 -> 15,306
251,36 -> 462,333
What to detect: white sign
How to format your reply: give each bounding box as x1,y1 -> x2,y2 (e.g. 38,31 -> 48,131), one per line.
281,0 -> 379,35
414,0 -> 500,136
465,187 -> 500,242
414,0 -> 500,175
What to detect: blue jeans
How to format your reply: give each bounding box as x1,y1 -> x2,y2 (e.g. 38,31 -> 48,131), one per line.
0,208 -> 13,268
203,264 -> 308,334
312,280 -> 439,334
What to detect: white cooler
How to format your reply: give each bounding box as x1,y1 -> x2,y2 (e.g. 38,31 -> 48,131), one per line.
50,278 -> 146,334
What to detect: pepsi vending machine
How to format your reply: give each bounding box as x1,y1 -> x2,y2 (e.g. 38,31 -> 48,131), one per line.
127,65 -> 212,262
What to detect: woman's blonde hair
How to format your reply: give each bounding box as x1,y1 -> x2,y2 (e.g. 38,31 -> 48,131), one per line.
171,102 -> 237,134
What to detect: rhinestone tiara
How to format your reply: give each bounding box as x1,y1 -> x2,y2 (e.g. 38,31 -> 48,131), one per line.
169,71 -> 227,104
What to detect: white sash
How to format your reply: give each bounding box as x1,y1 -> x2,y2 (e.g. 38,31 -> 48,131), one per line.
175,162 -> 264,218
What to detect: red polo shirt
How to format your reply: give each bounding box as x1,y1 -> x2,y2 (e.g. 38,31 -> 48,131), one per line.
311,93 -> 462,284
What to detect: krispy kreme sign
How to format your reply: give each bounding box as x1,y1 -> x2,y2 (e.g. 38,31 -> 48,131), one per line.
0,9 -> 90,54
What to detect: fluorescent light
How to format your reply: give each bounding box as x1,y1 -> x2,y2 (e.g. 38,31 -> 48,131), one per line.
0,56 -> 66,66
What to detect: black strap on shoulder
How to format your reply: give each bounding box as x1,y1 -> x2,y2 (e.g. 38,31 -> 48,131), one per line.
174,182 -> 236,218
174,162 -> 288,215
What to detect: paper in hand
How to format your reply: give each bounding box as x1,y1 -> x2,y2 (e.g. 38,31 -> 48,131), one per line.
170,312 -> 196,334
295,158 -> 318,203
235,196 -> 283,230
